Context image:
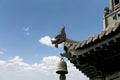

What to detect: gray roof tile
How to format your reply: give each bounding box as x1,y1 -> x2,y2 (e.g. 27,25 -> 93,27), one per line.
92,34 -> 99,42
87,37 -> 93,44
65,22 -> 120,50
99,31 -> 106,39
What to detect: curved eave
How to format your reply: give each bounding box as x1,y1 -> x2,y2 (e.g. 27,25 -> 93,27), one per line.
64,22 -> 120,50
63,22 -> 120,79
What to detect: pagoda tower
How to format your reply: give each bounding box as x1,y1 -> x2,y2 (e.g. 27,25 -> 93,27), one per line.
103,0 -> 120,29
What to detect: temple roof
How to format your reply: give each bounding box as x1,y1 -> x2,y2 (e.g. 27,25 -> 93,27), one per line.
64,22 -> 120,50
52,22 -> 120,79
63,22 -> 120,79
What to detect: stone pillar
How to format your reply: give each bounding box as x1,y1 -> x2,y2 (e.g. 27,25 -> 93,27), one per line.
109,0 -> 114,11
103,7 -> 109,29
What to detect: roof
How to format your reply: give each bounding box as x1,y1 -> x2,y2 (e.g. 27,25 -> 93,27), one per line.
63,22 -> 120,79
64,22 -> 120,50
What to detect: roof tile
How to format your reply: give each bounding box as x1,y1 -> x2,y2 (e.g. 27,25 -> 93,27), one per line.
65,22 -> 120,50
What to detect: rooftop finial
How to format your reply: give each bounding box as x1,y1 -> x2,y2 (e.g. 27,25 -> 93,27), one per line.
51,26 -> 66,48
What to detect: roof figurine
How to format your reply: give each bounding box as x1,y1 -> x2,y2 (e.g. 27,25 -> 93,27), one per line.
51,27 -> 66,48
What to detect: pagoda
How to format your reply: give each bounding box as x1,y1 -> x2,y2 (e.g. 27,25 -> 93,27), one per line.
52,0 -> 120,80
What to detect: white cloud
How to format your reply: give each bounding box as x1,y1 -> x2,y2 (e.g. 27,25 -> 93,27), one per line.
42,56 -> 60,65
0,51 -> 4,55
7,56 -> 33,72
24,27 -> 29,32
39,36 -> 63,47
0,60 -> 6,65
39,36 -> 54,47
0,56 -> 89,80
31,56 -> 60,73
9,56 -> 23,62
23,26 -> 30,35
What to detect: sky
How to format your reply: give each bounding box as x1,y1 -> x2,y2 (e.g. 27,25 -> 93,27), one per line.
0,0 -> 109,80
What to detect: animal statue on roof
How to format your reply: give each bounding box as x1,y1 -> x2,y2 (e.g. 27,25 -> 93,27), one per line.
51,27 -> 66,48
51,27 -> 79,58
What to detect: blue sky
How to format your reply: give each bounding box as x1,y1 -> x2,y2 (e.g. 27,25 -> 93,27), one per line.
0,0 -> 108,80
